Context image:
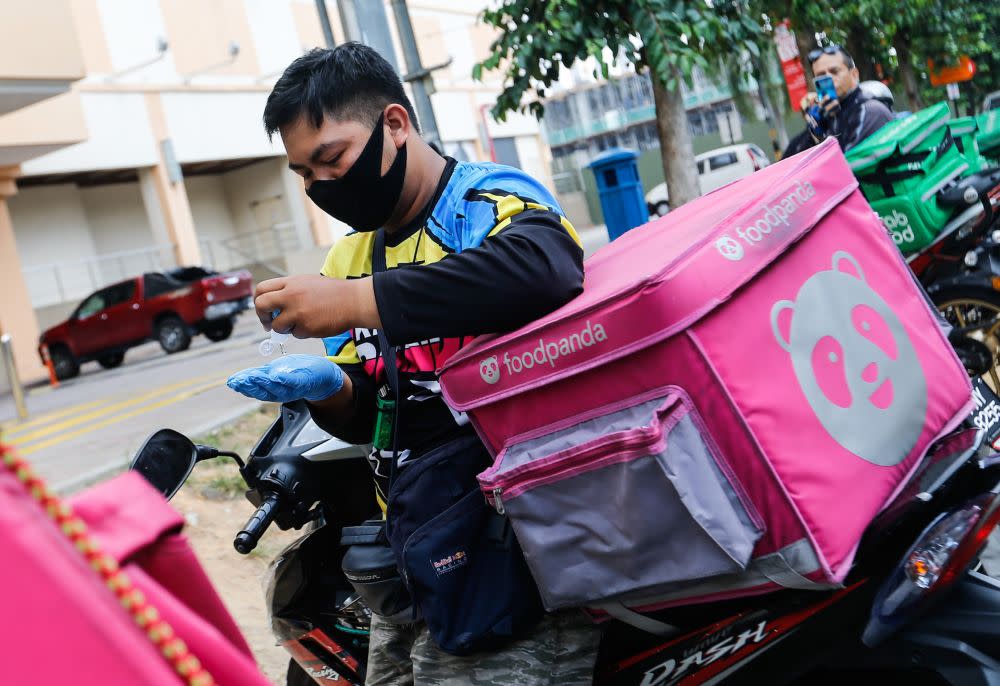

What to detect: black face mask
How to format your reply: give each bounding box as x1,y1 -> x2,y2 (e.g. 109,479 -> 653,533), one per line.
305,113 -> 407,231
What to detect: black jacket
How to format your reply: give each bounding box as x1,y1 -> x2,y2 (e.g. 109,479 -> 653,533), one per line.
783,87 -> 894,158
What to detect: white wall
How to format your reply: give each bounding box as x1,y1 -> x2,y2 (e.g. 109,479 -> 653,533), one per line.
245,0 -> 305,77
186,175 -> 239,247
10,181 -> 164,305
10,185 -> 96,266
9,184 -> 99,305
184,159 -> 306,271
20,93 -> 158,176
221,158 -> 289,236
161,92 -> 284,164
79,183 -> 161,282
95,0 -> 178,83
430,91 -> 480,143
514,135 -> 552,193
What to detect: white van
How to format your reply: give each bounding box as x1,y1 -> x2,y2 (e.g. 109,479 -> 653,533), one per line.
645,143 -> 771,216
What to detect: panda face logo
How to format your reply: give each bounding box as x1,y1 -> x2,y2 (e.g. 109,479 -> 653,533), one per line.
479,356 -> 501,385
771,251 -> 927,466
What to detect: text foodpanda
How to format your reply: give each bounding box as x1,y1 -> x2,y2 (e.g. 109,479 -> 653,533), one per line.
502,320 -> 608,374
734,180 -> 816,246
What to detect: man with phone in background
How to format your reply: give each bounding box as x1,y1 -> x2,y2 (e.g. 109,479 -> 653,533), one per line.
783,45 -> 894,157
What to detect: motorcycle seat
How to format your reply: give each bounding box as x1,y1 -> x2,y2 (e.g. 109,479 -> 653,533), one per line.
938,167 -> 1000,208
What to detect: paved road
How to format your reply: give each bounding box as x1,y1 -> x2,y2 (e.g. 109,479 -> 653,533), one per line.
0,315 -> 325,492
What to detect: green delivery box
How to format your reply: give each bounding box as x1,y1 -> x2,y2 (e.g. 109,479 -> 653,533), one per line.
978,110 -> 1000,162
846,103 -> 971,254
948,116 -> 987,173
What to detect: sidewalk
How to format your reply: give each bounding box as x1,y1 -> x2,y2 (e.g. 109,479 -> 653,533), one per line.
579,224 -> 610,258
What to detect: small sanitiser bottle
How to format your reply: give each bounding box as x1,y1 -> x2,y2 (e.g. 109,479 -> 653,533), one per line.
259,310 -> 290,356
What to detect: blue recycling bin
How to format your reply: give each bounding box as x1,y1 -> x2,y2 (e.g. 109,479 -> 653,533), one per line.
588,148 -> 650,241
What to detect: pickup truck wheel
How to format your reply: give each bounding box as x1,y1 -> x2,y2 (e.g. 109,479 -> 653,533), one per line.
97,352 -> 125,369
203,318 -> 234,342
50,345 -> 80,380
156,316 -> 192,354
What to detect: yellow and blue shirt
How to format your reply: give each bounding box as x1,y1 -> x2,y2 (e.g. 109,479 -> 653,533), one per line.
319,158 -> 583,506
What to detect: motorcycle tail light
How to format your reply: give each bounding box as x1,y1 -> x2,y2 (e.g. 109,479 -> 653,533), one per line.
863,491 -> 1000,647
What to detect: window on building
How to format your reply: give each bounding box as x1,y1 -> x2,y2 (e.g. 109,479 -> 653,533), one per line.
493,137 -> 522,169
688,110 -> 707,137
637,73 -> 654,105
587,89 -> 602,118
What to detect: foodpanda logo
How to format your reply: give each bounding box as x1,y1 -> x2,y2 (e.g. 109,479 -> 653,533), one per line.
478,321 -> 610,385
715,180 -> 816,263
479,356 -> 501,384
880,210 -> 914,246
770,251 -> 927,466
715,235 -> 745,261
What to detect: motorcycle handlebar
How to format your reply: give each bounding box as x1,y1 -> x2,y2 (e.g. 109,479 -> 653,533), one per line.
234,492 -> 281,554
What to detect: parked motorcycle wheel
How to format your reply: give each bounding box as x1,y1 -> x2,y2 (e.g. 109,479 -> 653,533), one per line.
932,286 -> 1000,388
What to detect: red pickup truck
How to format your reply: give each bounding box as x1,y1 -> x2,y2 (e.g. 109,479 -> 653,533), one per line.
39,267 -> 254,380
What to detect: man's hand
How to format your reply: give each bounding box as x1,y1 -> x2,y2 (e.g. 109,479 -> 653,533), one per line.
820,95 -> 841,120
254,275 -> 381,338
799,92 -> 818,114
227,354 -> 346,403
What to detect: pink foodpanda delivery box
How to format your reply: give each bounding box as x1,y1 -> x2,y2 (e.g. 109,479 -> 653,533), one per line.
438,138 -> 973,616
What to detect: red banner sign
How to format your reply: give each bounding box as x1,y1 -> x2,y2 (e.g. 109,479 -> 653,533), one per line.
774,20 -> 808,110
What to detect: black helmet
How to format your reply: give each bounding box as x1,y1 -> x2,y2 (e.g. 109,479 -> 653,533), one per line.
860,80 -> 894,110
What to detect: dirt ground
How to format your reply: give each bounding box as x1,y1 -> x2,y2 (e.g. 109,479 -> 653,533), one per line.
173,406 -> 304,685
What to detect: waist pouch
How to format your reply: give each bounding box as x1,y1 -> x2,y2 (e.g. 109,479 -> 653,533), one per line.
385,434 -> 543,655
340,520 -> 414,623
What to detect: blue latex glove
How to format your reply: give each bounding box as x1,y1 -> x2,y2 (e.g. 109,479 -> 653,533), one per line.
227,354 -> 344,403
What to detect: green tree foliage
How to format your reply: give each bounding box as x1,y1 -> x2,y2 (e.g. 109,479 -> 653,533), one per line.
759,0 -> 993,112
473,0 -> 763,208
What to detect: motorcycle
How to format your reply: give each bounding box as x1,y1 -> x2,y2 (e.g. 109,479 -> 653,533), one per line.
904,167 -> 1000,387
131,391 -> 1000,685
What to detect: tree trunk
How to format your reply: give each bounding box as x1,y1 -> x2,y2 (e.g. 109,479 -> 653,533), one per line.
794,25 -> 815,88
651,68 -> 700,208
895,34 -> 924,110
752,55 -> 790,153
844,28 -> 876,81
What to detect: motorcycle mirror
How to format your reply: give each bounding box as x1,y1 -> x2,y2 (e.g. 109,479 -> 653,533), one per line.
130,428 -> 198,500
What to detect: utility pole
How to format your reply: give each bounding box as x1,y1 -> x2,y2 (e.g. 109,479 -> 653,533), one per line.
390,0 -> 443,150
314,0 -> 336,49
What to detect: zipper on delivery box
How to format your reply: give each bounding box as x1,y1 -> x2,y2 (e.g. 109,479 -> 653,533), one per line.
485,430 -> 664,514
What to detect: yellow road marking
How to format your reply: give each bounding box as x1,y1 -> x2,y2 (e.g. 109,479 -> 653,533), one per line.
2,396 -> 116,434
18,378 -> 226,456
6,371 -> 224,443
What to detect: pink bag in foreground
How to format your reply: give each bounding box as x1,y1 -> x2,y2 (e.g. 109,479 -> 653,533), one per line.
0,447 -> 272,686
438,138 -> 972,617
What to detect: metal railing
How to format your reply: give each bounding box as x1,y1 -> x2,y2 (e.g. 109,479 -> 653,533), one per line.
202,222 -> 301,276
22,245 -> 177,308
23,224 -> 304,308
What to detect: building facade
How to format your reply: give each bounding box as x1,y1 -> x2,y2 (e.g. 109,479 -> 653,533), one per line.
543,63 -> 746,196
1,0 -> 552,386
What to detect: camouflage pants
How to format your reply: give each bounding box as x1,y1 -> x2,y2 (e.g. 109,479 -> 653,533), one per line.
365,610 -> 600,686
